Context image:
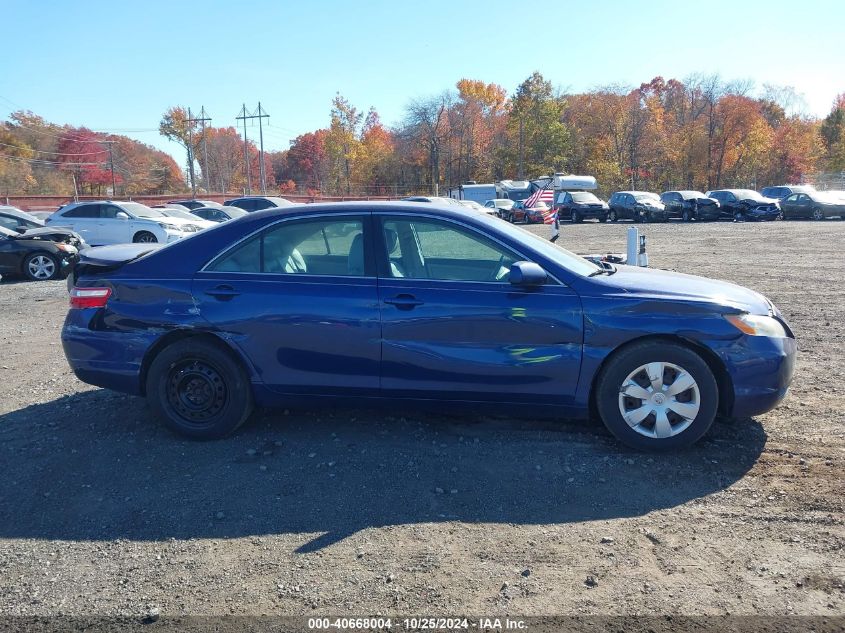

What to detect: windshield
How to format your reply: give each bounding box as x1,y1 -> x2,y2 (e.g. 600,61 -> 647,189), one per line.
679,191 -> 706,200
634,193 -> 659,202
506,222 -> 600,277
571,192 -> 600,203
118,202 -> 165,218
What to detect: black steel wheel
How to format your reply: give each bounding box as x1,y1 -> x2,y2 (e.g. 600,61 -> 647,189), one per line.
146,338 -> 254,439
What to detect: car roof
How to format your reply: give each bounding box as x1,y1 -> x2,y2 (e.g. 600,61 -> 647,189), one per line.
0,206 -> 39,220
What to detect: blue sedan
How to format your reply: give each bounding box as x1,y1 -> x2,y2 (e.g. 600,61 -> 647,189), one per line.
61,202 -> 796,451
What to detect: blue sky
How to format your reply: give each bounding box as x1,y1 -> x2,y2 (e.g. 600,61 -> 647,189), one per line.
2,0 -> 843,162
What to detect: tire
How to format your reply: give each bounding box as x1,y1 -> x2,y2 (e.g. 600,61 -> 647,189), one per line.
595,341 -> 719,451
812,207 -> 824,221
733,211 -> 743,222
600,214 -> 609,223
146,338 -> 254,440
23,251 -> 60,281
571,210 -> 582,223
682,209 -> 692,222
133,231 -> 158,243
608,210 -> 618,222
507,212 -> 514,223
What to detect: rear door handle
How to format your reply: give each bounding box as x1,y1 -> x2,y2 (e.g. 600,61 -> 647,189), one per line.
204,284 -> 240,300
384,294 -> 424,309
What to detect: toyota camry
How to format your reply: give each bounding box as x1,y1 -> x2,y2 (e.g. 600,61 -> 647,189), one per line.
61,202 -> 796,451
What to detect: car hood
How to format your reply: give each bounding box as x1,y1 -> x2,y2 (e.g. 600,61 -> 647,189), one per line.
583,265 -> 772,314
19,226 -> 85,244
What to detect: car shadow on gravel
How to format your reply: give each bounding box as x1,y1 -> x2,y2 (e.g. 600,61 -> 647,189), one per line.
0,389 -> 766,552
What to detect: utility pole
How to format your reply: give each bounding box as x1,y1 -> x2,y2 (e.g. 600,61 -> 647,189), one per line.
186,107 -> 197,197
187,107 -> 212,194
518,117 -> 525,180
236,104 -> 252,194
236,104 -> 270,195
256,102 -> 269,195
99,140 -> 117,197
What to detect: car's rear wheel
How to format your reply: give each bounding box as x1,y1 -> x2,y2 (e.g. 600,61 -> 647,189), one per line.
133,231 -> 158,243
608,210 -> 618,222
812,207 -> 824,221
146,338 -> 254,440
23,252 -> 59,281
595,341 -> 718,451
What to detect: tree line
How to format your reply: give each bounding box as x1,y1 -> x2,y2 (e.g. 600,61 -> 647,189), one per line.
274,73 -> 845,196
0,111 -> 184,197
2,72 -> 844,198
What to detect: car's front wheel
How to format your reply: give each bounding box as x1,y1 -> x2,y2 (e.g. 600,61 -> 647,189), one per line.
608,209 -> 618,222
133,231 -> 158,243
23,252 -> 59,281
595,341 -> 718,451
682,209 -> 692,222
146,338 -> 254,440
571,210 -> 582,223
812,207 -> 824,221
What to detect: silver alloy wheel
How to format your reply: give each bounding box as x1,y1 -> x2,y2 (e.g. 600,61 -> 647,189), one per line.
618,361 -> 700,439
812,208 -> 823,220
136,232 -> 157,243
27,255 -> 56,279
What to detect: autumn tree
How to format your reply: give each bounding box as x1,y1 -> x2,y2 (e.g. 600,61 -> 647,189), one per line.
505,72 -> 570,179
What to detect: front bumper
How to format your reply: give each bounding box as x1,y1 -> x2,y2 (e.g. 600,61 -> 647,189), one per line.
717,334 -> 797,418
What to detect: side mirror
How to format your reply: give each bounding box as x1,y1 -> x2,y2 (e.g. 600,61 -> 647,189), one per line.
115,211 -> 129,220
509,261 -> 547,287
15,226 -> 27,234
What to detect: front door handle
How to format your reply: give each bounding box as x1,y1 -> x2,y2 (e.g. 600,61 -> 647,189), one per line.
204,284 -> 240,300
384,294 -> 424,309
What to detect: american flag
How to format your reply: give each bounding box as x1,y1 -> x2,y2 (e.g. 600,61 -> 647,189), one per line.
524,182 -> 556,224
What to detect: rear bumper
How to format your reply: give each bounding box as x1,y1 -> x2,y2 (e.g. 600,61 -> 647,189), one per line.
61,310 -> 157,395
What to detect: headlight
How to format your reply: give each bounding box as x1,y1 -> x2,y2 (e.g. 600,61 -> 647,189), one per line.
54,243 -> 78,253
725,313 -> 787,337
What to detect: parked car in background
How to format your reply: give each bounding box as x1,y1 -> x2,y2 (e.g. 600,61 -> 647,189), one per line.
608,191 -> 668,222
483,199 -> 515,218
402,196 -> 464,206
191,206 -> 248,223
155,206 -> 217,229
0,206 -> 46,232
555,191 -> 609,223
760,185 -> 815,200
62,201 -> 796,451
26,211 -> 56,222
0,225 -> 82,280
707,190 -> 781,221
779,190 -> 845,220
458,199 -> 497,216
46,201 -> 204,245
507,200 -> 548,223
660,191 -> 721,222
224,196 -> 293,212
153,203 -> 191,212
168,199 -> 223,210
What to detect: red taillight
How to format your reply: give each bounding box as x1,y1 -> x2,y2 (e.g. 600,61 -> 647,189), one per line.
70,287 -> 112,309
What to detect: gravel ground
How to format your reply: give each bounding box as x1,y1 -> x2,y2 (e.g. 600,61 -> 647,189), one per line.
0,219 -> 842,621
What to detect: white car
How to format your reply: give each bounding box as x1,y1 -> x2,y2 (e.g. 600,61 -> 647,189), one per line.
46,201 -> 204,245
458,200 -> 497,216
483,198 -> 515,218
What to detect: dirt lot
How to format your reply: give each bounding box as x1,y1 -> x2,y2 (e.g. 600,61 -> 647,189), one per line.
0,219 -> 842,622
